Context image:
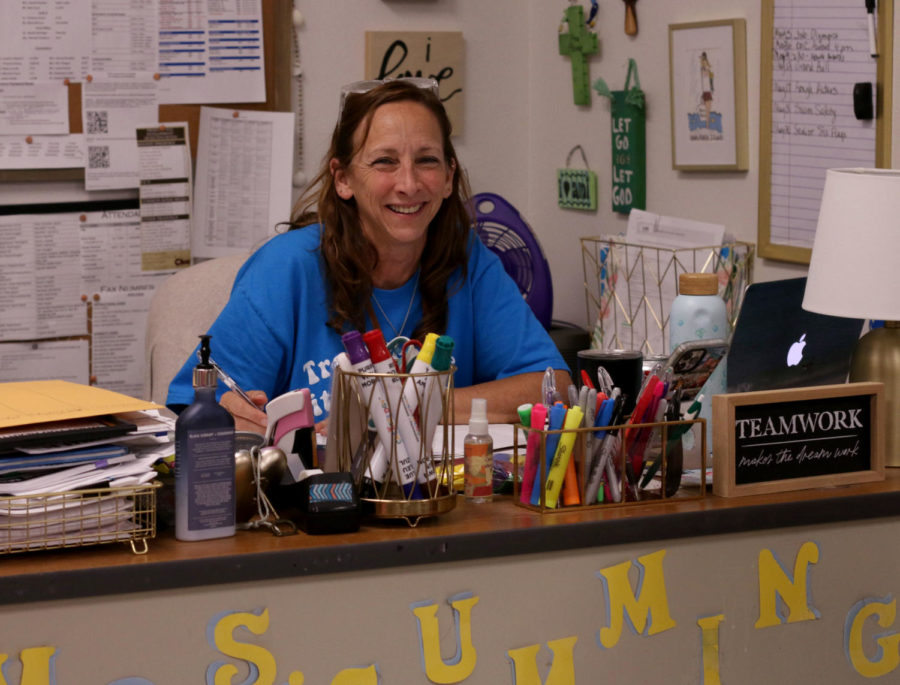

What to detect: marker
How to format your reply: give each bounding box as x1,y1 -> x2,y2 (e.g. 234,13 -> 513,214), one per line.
567,383 -> 579,409
580,368 -> 595,389
585,394 -> 626,503
517,403 -> 533,431
866,0 -> 878,57
363,329 -> 431,486
628,380 -> 665,479
625,373 -> 660,450
341,331 -> 422,498
333,352 -> 389,485
519,403 -> 548,504
640,397 -> 694,489
530,402 -> 567,507
583,394 -> 617,500
583,387 -> 598,460
402,333 -> 439,409
424,336 -> 454,462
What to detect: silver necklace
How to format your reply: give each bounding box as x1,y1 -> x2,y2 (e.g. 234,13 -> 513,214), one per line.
371,270 -> 419,338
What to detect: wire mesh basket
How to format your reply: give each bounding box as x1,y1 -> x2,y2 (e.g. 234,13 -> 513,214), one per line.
513,418 -> 708,513
0,481 -> 160,555
327,365 -> 456,526
582,236 -> 754,356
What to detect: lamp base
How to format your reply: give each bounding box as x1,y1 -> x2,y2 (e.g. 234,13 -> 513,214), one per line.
849,322 -> 900,466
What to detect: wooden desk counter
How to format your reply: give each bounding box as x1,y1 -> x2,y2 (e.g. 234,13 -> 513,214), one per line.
4,473 -> 900,683
3,470 -> 900,607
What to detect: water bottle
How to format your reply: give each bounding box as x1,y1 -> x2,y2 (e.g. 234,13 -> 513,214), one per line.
670,273 -> 727,454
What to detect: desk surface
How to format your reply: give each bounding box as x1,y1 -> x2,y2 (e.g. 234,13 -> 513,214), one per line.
3,471 -> 900,606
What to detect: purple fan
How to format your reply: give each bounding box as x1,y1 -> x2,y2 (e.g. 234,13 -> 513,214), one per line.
472,192 -> 553,329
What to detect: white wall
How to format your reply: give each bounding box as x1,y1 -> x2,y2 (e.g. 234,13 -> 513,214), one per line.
297,0 -> 897,326
3,0 -> 897,328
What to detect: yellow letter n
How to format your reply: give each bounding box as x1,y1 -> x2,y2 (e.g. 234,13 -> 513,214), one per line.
755,541 -> 820,629
596,549 -> 676,649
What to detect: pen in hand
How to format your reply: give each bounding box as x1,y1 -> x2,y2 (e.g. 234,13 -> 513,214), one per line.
198,351 -> 260,412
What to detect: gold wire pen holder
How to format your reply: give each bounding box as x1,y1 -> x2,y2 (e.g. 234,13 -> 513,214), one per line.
0,481 -> 160,555
513,418 -> 708,513
581,236 -> 754,356
328,366 -> 456,526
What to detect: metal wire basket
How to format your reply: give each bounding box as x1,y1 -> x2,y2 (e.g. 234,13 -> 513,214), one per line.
0,481 -> 160,555
328,365 -> 457,527
582,236 -> 754,356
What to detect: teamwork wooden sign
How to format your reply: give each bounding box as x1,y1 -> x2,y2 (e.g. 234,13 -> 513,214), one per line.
713,383 -> 884,497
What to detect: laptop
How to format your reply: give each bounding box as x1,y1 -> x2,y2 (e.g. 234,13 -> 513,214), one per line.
726,277 -> 864,393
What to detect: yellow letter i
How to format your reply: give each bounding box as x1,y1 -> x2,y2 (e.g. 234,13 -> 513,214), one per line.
697,614 -> 725,685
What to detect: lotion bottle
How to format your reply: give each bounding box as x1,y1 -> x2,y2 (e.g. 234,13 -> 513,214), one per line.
464,398 -> 493,503
175,335 -> 236,541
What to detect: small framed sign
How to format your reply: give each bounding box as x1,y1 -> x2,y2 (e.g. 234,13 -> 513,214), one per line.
713,383 -> 884,497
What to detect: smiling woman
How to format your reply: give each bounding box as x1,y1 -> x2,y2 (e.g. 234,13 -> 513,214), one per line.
166,79 -> 570,433
330,100 -> 455,288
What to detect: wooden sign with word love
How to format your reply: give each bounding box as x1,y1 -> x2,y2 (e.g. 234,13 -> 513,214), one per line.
365,31 -> 465,135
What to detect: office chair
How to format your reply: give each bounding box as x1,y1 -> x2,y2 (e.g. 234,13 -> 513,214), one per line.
143,253 -> 249,404
471,192 -> 554,329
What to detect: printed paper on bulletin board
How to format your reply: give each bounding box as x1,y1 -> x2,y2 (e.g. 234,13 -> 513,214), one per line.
757,0 -> 893,264
365,31 -> 464,135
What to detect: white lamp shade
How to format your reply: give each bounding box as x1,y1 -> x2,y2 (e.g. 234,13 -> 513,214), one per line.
804,168 -> 900,321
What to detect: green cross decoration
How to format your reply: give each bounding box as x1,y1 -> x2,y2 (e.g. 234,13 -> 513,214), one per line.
559,5 -> 599,106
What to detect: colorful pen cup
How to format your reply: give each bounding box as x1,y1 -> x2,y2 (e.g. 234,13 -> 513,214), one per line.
576,349 -> 643,415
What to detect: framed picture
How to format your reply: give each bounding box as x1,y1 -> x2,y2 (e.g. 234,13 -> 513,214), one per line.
669,19 -> 748,171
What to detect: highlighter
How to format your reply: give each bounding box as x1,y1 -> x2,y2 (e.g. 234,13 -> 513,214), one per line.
519,403 -> 548,504
543,405 -> 584,509
530,402 -> 567,507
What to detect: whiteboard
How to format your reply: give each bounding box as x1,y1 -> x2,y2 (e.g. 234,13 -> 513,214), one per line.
758,0 -> 892,263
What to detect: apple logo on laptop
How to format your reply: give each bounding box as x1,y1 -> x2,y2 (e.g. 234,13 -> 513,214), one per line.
786,333 -> 807,367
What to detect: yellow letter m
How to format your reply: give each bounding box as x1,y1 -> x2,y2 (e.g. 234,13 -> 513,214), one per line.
596,549 -> 676,649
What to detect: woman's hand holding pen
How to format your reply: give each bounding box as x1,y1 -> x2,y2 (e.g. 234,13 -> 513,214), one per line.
220,390 -> 268,434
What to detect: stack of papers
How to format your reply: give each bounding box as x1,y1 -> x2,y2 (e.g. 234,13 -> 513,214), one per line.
0,380 -> 172,552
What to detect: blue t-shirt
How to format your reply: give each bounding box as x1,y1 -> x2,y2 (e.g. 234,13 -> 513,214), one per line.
166,225 -> 566,421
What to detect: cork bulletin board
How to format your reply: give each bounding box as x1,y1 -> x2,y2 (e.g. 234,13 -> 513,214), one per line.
0,0 -> 292,184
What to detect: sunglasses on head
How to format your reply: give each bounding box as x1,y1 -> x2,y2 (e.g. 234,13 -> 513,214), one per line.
338,77 -> 440,117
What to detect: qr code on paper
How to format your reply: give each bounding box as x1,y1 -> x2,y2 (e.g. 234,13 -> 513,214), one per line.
88,145 -> 110,169
86,110 -> 108,134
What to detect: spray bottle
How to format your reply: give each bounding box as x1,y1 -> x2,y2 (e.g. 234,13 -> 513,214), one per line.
174,335 -> 236,541
464,398 -> 493,503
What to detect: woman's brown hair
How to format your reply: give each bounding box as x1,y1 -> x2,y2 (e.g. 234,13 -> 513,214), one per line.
291,80 -> 473,339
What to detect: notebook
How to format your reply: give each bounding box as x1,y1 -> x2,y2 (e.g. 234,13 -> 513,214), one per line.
726,277 -> 864,393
